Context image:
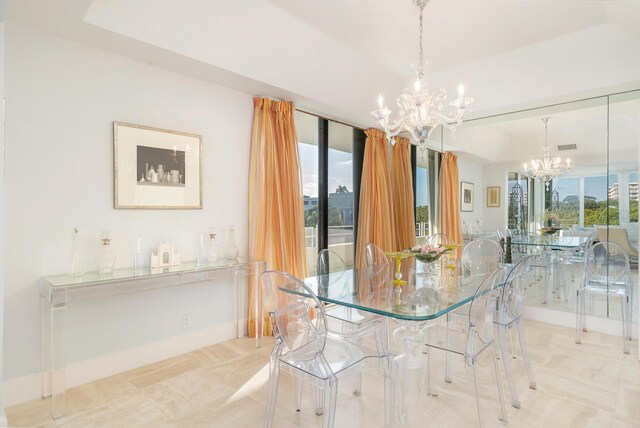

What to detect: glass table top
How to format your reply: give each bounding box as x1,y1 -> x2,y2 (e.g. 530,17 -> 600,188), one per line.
304,264 -> 512,322
511,236 -> 588,249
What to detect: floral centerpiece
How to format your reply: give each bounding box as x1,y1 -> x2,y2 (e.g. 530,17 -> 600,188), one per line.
408,243 -> 457,263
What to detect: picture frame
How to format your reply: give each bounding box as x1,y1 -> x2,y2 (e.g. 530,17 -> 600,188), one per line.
487,186 -> 501,207
460,181 -> 474,212
114,122 -> 202,209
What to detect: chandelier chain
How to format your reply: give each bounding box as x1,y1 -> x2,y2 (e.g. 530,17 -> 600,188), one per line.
416,0 -> 426,78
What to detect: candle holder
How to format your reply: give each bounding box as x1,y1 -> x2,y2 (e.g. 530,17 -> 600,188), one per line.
384,251 -> 413,310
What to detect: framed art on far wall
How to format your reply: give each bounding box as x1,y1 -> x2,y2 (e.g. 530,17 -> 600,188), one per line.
461,181 -> 474,212
487,186 -> 501,207
114,122 -> 203,209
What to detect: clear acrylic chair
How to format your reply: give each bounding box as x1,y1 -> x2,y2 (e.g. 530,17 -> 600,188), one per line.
555,231 -> 596,300
494,256 -> 537,409
262,270 -> 394,428
426,233 -> 452,246
461,239 -> 503,276
423,268 -> 507,427
522,234 -> 555,303
575,241 -> 633,354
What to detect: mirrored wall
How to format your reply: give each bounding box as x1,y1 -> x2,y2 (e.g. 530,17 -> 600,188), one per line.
443,90 -> 640,323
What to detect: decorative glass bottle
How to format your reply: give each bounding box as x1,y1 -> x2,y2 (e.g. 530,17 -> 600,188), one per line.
197,233 -> 208,268
207,228 -> 219,264
225,224 -> 239,260
69,227 -> 83,277
133,236 -> 143,274
98,231 -> 116,274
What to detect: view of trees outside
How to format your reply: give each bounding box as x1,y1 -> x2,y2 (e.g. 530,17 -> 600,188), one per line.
300,142 -> 354,229
552,176 -> 580,226
584,174 -> 618,226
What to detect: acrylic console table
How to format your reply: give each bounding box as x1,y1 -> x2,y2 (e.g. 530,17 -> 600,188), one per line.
40,257 -> 266,419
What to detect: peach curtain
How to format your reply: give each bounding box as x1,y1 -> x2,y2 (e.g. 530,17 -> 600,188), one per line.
391,137 -> 416,251
248,98 -> 307,337
439,152 -> 462,256
355,129 -> 395,271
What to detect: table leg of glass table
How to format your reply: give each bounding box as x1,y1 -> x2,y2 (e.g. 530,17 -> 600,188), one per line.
393,320 -> 428,427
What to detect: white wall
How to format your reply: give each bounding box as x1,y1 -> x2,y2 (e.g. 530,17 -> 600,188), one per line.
456,155 -> 484,232
3,22 -> 254,402
0,16 -> 8,426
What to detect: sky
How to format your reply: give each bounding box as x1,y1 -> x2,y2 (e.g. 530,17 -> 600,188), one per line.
300,143 -> 353,197
554,173 -> 622,201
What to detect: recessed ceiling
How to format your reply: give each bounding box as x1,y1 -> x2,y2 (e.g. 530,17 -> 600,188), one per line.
6,0 -> 640,133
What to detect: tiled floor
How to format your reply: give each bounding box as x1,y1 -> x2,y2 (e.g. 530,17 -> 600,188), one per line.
5,320 -> 640,427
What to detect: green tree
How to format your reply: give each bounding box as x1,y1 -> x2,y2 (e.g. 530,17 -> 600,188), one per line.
305,207 -> 318,228
328,207 -> 343,226
416,205 -> 429,223
304,206 -> 343,227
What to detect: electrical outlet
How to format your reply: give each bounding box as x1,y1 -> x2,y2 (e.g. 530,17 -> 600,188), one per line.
182,314 -> 191,329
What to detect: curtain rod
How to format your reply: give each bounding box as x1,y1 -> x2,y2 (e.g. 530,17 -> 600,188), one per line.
295,108 -> 367,132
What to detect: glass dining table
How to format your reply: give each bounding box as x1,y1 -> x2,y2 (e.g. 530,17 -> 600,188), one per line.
302,262 -> 511,427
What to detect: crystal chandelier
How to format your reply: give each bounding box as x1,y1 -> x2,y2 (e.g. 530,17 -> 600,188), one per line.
371,0 -> 473,153
523,117 -> 571,189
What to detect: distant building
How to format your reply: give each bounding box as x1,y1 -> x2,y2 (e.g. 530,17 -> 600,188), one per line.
303,195 -> 318,211
608,182 -> 638,201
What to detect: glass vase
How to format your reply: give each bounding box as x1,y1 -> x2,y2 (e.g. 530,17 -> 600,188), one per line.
69,227 -> 83,277
98,232 -> 116,274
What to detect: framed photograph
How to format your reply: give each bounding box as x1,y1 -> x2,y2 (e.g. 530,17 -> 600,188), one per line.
114,122 -> 202,209
460,181 -> 474,212
487,186 -> 501,207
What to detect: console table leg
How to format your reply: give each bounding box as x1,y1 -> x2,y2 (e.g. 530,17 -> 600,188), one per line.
50,302 -> 67,419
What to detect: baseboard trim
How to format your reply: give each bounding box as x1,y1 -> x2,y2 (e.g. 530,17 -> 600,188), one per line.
4,322 -> 237,408
524,305 -> 639,339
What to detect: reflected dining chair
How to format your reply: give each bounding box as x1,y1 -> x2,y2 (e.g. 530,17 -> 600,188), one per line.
423,268 -> 507,427
575,241 -> 633,354
494,256 -> 537,409
461,239 -> 503,276
261,270 -> 394,428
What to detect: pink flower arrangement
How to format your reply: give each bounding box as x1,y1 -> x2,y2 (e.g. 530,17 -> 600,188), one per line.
408,243 -> 456,263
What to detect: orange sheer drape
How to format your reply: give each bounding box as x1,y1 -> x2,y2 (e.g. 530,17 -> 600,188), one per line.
248,98 -> 307,337
392,137 -> 416,251
355,129 -> 395,270
439,152 -> 462,256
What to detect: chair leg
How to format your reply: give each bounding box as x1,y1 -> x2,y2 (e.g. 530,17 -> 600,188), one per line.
497,324 -> 520,409
264,358 -> 280,428
575,290 -> 583,344
294,373 -> 304,411
516,319 -> 537,390
321,377 -> 338,428
621,295 -> 630,354
491,345 -> 507,423
471,359 -> 484,428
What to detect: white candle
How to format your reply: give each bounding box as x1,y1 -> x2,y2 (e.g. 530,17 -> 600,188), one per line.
377,95 -> 384,109
458,83 -> 465,98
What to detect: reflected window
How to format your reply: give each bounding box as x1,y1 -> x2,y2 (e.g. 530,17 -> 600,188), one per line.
551,176 -> 580,227
415,165 -> 429,237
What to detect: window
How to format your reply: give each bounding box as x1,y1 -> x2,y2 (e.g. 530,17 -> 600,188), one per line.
629,172 -> 638,223
296,111 -> 363,274
328,121 -> 355,267
551,176 -> 580,227
584,174 -> 619,226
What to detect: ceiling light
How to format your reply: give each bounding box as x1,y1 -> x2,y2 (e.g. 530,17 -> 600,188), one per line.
523,117 -> 572,189
371,0 -> 473,154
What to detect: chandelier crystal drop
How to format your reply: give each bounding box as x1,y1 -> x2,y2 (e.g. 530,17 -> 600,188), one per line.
371,0 -> 473,153
522,117 -> 571,190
